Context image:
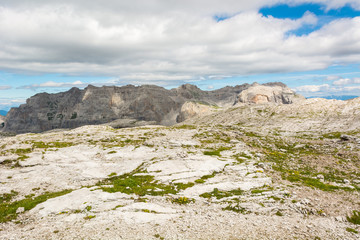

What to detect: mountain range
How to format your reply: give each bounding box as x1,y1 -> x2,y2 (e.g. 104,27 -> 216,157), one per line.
1,82 -> 302,134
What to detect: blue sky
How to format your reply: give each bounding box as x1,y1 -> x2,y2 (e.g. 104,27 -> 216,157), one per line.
0,0 -> 360,110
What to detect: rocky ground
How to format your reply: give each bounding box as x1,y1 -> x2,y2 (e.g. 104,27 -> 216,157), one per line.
0,98 -> 360,239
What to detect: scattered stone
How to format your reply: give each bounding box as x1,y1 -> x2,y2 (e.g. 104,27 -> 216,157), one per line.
16,207 -> 25,214
343,179 -> 350,184
335,216 -> 345,222
316,174 -> 324,180
340,135 -> 351,141
257,163 -> 265,169
352,179 -> 360,184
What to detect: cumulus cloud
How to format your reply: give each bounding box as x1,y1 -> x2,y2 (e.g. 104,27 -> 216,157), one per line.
0,85 -> 11,90
0,97 -> 26,110
18,81 -> 87,90
0,0 -> 359,82
333,77 -> 360,85
294,84 -> 330,92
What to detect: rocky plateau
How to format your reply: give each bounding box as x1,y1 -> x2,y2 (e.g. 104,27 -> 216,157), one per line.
0,83 -> 359,239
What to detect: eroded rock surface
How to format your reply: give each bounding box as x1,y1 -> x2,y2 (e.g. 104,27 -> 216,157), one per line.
1,101 -> 360,239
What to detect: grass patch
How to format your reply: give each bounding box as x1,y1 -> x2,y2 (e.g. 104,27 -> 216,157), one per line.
0,190 -> 18,204
84,215 -> 96,220
347,211 -> 360,225
32,141 -> 74,149
203,146 -> 232,157
222,204 -> 251,214
174,125 -> 196,130
275,210 -> 283,216
0,189 -> 72,223
98,174 -> 177,196
346,227 -> 359,234
194,171 -> 218,184
171,197 -> 195,205
200,188 -> 243,199
287,174 -> 353,192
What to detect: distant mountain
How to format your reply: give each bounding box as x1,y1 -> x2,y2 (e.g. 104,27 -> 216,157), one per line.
0,110 -> 7,116
3,82 -> 301,134
308,95 -> 359,101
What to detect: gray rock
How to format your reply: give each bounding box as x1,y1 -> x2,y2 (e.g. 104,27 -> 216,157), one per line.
335,216 -> 345,222
343,179 -> 350,184
16,207 -> 25,214
353,179 -> 360,184
316,174 -> 324,180
340,135 -> 351,141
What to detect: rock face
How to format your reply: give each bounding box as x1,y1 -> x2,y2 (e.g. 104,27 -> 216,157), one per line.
0,115 -> 4,129
3,82 -> 301,133
176,102 -> 215,123
235,82 -> 305,104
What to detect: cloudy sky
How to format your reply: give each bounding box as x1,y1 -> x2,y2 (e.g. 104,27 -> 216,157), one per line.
1,0 -> 360,110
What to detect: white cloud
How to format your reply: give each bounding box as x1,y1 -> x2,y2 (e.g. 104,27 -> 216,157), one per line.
18,81 -> 87,90
0,85 -> 11,90
333,78 -> 352,85
333,77 -> 360,85
0,1 -> 359,82
294,84 -> 330,92
0,97 -> 26,110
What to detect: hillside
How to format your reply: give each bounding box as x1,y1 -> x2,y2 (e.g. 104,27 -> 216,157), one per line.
0,97 -> 359,239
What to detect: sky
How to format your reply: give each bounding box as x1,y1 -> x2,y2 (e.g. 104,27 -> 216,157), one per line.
1,0 -> 360,110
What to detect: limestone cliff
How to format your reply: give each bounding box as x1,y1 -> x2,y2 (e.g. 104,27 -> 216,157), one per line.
3,82 -> 302,133
235,82 -> 304,104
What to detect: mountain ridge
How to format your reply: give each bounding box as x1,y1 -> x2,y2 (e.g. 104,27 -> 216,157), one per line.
2,82 -> 300,134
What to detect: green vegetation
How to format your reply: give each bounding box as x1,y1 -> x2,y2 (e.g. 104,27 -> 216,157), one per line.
203,146 -> 231,157
322,132 -> 342,139
275,210 -> 283,216
13,148 -> 32,154
0,189 -> 72,223
71,112 -> 77,119
0,190 -> 18,204
140,209 -> 157,213
32,141 -> 74,149
173,125 -> 197,130
83,215 -> 96,220
154,233 -> 165,240
347,211 -> 360,225
108,172 -> 117,177
346,227 -> 359,234
200,188 -> 243,199
171,196 -> 195,205
194,171 -> 218,184
222,204 -> 251,214
286,174 -> 353,192
98,174 -> 176,196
